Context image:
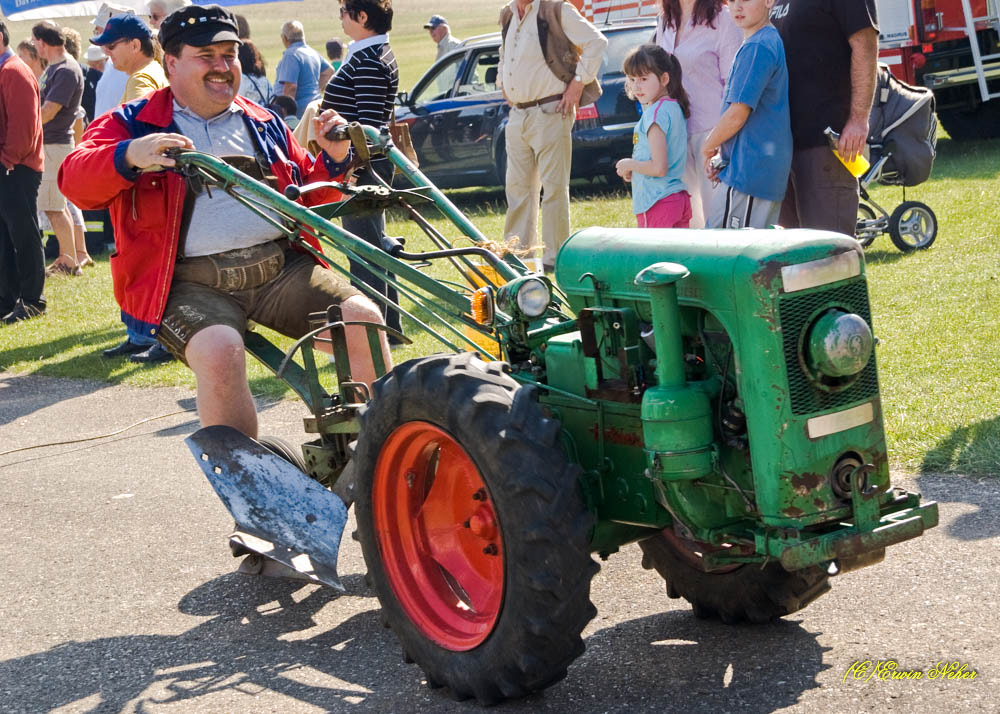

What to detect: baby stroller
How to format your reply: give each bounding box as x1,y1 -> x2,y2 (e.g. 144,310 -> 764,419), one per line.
855,64 -> 939,252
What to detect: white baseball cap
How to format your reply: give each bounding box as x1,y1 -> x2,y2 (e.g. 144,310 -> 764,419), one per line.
92,3 -> 135,27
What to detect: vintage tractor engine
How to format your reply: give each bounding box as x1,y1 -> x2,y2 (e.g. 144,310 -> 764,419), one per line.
543,227 -> 936,578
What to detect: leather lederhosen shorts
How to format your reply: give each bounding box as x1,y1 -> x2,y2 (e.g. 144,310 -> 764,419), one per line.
157,240 -> 361,362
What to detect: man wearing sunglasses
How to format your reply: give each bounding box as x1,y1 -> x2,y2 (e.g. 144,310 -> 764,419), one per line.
91,15 -> 167,104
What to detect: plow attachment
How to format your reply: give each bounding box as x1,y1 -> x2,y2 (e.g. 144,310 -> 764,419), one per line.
186,426 -> 348,591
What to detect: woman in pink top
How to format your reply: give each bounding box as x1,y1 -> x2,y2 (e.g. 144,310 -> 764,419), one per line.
655,0 -> 743,228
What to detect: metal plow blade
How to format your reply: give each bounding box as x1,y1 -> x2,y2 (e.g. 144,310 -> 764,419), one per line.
186,425 -> 347,592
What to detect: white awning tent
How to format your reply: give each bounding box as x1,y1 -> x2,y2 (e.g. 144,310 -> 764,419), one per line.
1,0 -> 297,22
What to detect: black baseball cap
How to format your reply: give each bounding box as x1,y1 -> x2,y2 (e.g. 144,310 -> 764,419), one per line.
158,4 -> 241,48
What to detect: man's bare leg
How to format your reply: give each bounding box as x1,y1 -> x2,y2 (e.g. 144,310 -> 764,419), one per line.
72,220 -> 93,265
45,208 -> 79,269
185,324 -> 258,438
310,295 -> 392,388
336,295 -> 392,387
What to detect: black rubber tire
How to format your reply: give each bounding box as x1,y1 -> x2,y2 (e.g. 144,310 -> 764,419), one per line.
638,531 -> 831,624
258,435 -> 307,473
888,200 -> 937,252
856,203 -> 878,248
354,353 -> 598,704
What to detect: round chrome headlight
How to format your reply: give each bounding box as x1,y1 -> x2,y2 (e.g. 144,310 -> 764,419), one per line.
807,309 -> 873,377
515,278 -> 551,318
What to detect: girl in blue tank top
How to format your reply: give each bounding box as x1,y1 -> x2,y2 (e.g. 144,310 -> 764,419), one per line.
615,44 -> 692,228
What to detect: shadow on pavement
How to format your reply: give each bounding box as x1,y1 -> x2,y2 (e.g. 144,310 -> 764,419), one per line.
0,570 -> 830,713
0,373 -> 110,428
0,573 -> 392,714
544,612 -> 830,714
916,476 -> 1000,543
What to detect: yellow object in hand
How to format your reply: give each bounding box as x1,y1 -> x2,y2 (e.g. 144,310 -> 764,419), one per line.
824,126 -> 870,178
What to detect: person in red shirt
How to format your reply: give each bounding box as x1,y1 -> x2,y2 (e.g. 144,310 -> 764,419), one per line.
0,19 -> 47,324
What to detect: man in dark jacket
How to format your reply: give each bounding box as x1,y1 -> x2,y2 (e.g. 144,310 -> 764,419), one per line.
0,19 -> 47,324
59,4 -> 390,438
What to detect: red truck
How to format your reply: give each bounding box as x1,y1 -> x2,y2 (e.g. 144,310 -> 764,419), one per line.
571,0 -> 1000,140
877,0 -> 999,139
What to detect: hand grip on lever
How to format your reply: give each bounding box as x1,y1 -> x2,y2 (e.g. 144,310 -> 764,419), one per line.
323,121 -> 370,163
323,124 -> 350,142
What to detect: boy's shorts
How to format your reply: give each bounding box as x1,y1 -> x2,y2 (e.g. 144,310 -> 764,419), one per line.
709,184 -> 782,230
157,241 -> 361,363
637,191 -> 692,228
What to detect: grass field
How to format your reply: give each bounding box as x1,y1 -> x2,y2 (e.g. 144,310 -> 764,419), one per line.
2,1 -> 999,477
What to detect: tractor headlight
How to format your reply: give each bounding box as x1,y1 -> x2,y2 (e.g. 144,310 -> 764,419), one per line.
515,278 -> 551,317
497,276 -> 552,319
806,309 -> 873,378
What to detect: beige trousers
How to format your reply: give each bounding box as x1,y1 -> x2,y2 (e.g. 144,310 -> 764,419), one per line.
682,127 -> 722,230
503,105 -> 574,268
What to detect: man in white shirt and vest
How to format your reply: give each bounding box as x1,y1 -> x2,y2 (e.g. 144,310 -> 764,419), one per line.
498,0 -> 605,272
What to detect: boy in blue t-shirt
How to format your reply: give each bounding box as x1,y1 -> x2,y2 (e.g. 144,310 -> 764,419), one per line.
701,0 -> 792,229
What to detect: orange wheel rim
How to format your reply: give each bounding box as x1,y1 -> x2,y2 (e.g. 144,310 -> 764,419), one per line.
372,421 -> 504,650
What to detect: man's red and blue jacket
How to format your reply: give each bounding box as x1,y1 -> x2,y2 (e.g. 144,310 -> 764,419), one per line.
58,87 -> 347,340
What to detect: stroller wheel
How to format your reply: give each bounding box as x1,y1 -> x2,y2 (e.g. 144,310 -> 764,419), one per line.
856,203 -> 879,248
888,201 -> 937,252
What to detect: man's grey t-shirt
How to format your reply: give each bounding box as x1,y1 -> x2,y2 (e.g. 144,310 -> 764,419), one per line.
171,101 -> 285,257
40,56 -> 84,144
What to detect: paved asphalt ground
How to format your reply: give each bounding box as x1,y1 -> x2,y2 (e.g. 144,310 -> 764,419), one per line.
0,372 -> 996,713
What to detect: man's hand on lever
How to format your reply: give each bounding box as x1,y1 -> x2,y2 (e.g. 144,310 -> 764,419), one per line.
314,109 -> 351,162
125,133 -> 195,171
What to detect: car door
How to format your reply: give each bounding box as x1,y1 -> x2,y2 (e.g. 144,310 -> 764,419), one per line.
444,48 -> 507,182
400,51 -> 467,181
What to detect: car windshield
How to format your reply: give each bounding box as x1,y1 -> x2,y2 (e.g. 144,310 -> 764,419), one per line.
412,53 -> 464,107
599,26 -> 656,78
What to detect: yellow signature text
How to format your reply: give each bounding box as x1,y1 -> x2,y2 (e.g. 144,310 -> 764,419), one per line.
843,660 -> 978,683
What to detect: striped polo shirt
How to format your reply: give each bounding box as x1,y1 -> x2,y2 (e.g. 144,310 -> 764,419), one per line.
321,36 -> 398,129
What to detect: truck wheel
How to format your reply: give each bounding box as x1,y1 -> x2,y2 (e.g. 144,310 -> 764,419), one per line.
888,201 -> 937,252
638,530 -> 830,624
354,353 -> 598,704
939,103 -> 1000,141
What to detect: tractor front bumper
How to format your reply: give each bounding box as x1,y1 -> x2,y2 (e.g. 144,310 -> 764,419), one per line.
759,499 -> 939,572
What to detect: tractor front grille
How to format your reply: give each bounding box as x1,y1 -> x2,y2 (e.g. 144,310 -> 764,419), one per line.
778,281 -> 880,416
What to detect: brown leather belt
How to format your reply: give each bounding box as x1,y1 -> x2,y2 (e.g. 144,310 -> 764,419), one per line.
514,93 -> 563,110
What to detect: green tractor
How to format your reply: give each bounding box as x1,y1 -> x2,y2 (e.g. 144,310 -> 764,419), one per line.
181,125 -> 938,705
